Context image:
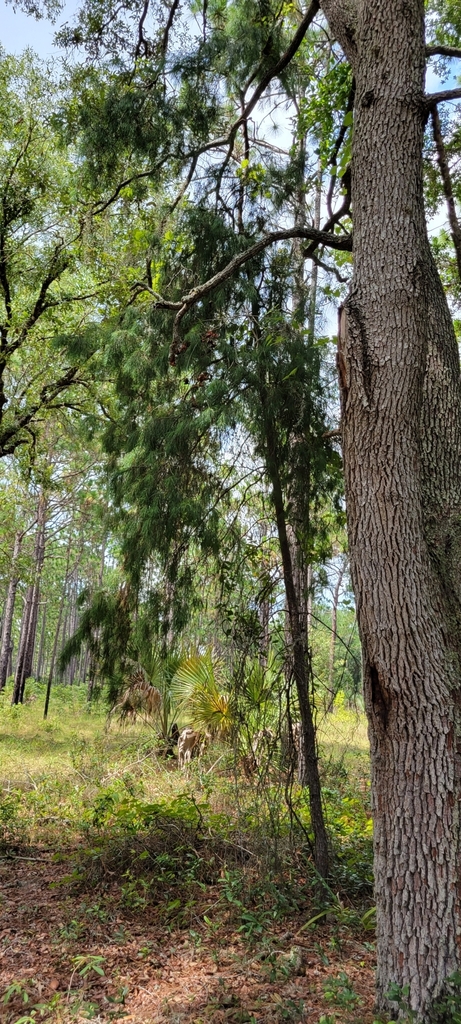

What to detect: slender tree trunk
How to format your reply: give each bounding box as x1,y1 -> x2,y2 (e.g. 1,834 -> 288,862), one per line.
322,0 -> 461,1015
35,602 -> 47,681
12,493 -> 47,704
13,587 -> 34,704
0,530 -> 22,691
326,561 -> 345,712
264,410 -> 329,877
82,646 -> 90,688
44,596 -> 66,718
60,599 -> 70,685
257,521 -> 271,663
286,140 -> 320,787
431,107 -> 461,281
44,533 -> 75,717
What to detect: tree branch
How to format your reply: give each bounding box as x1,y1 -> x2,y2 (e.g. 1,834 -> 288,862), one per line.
0,365 -> 84,458
161,0 -> 180,53
139,225 -> 352,363
90,3 -> 320,222
304,167 -> 351,260
320,0 -> 359,65
0,231 -> 12,327
19,246 -> 70,338
426,44 -> 461,59
431,106 -> 461,282
237,0 -> 320,128
135,0 -> 150,58
425,87 -> 461,111
326,81 -> 355,220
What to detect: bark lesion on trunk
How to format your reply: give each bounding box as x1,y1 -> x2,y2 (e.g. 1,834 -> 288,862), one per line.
369,664 -> 389,732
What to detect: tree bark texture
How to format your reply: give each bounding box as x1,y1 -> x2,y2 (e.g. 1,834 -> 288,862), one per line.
321,0 -> 461,1016
0,530 -> 22,691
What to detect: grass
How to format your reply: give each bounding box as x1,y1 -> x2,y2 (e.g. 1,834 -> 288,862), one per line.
0,681 -> 380,1024
0,678 -> 374,898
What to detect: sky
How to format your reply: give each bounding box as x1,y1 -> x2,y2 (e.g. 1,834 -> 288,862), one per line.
0,0 -> 73,56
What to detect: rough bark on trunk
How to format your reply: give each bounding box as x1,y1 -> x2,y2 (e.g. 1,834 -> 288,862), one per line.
321,0 -> 461,1016
0,530 -> 22,691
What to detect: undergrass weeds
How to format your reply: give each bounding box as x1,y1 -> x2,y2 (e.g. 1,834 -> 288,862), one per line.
0,681 -> 374,930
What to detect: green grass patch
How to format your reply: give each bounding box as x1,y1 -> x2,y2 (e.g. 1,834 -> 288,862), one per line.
0,681 -> 374,920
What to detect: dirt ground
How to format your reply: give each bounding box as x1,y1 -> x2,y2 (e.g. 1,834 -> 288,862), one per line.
0,849 -> 378,1024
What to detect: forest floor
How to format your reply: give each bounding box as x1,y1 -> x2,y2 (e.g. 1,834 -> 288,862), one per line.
0,685 -> 379,1024
0,851 -> 377,1024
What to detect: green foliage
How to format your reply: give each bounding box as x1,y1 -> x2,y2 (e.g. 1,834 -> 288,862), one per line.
0,791 -> 29,848
385,973 -> 461,1024
322,971 -> 362,1010
59,586 -> 133,701
171,649 -> 233,735
0,53 -> 107,458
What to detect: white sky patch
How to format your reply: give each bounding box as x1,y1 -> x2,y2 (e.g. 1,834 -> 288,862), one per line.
0,0 -> 76,55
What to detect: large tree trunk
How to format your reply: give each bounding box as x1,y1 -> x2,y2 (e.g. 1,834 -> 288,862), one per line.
321,0 -> 461,1017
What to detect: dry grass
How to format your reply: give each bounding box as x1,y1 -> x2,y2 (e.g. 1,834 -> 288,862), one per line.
0,682 -> 370,792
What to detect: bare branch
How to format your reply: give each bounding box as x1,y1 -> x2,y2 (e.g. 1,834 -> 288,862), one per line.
326,80 -> 355,220
426,44 -> 461,59
304,168 -> 351,260
169,154 -> 198,214
135,0 -> 150,58
311,251 -> 349,283
0,365 -> 85,458
237,0 -> 320,128
431,106 -> 461,282
425,87 -> 461,111
161,0 -> 180,54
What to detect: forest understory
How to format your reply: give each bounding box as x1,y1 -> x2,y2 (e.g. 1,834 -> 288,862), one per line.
0,686 -> 378,1024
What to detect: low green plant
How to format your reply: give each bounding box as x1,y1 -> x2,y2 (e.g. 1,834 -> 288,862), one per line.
71,954 -> 106,979
386,973 -> 461,1024
120,871 -> 151,909
0,791 -> 28,847
2,980 -> 31,1005
322,971 -> 362,1010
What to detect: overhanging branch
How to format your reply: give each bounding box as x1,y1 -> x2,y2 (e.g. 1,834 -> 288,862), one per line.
133,225 -> 352,363
431,106 -> 461,282
425,87 -> 461,111
426,43 -> 461,59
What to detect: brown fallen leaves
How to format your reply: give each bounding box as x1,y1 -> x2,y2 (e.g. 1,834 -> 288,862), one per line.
0,850 -> 377,1024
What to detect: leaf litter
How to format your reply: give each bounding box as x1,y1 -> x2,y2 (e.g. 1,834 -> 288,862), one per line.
0,849 -> 377,1024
